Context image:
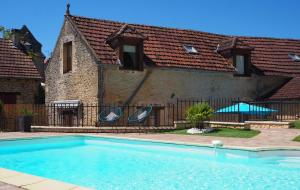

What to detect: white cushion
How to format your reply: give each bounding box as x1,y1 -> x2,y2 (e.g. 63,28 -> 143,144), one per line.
137,111 -> 147,120
106,112 -> 118,121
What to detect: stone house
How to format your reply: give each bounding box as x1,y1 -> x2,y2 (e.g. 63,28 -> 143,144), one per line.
0,26 -> 44,104
46,7 -> 300,107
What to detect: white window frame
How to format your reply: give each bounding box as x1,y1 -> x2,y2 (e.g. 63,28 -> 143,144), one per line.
235,55 -> 245,75
183,45 -> 198,54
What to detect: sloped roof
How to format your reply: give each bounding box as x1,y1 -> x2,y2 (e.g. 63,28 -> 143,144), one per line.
217,37 -> 254,52
69,15 -> 300,77
106,24 -> 147,43
0,38 -> 41,79
268,77 -> 300,100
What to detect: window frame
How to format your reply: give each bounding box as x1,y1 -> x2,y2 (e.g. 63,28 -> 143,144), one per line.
122,44 -> 138,70
118,39 -> 143,71
183,44 -> 198,54
63,41 -> 72,74
233,53 -> 250,77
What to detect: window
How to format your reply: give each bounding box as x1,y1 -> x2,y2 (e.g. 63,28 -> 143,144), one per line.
183,45 -> 198,54
123,45 -> 137,70
235,55 -> 245,75
63,42 -> 72,73
288,53 -> 300,62
0,92 -> 18,104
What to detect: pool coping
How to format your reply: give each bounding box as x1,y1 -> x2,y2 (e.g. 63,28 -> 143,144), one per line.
0,134 -> 300,189
86,134 -> 300,152
0,168 -> 91,190
1,133 -> 300,152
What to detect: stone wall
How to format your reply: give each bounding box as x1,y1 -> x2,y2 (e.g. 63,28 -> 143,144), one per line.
103,65 -> 287,104
245,121 -> 290,129
46,18 -> 287,107
0,78 -> 39,104
45,18 -> 99,104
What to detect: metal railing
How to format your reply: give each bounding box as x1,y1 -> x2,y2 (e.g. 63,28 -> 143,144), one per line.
176,98 -> 300,122
0,99 -> 299,131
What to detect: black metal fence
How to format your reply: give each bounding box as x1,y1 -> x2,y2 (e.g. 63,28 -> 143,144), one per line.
176,98 -> 300,122
31,103 -> 176,127
1,99 -> 299,131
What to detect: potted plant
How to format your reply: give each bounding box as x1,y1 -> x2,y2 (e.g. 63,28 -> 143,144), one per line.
17,108 -> 33,132
186,103 -> 214,130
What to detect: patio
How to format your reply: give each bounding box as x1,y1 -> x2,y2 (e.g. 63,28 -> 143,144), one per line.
0,128 -> 300,150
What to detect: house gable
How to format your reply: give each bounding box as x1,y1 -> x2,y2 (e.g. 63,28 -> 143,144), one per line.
45,16 -> 99,104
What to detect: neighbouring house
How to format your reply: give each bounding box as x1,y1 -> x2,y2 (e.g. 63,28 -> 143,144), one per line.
46,5 -> 300,107
10,25 -> 46,80
0,26 -> 45,104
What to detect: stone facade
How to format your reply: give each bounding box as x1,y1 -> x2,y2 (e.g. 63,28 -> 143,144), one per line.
46,17 -> 287,106
45,18 -> 99,104
0,78 -> 40,104
103,65 -> 287,104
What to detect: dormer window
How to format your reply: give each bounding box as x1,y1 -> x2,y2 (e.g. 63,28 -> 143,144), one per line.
106,24 -> 147,71
123,45 -> 137,69
183,45 -> 198,54
235,55 -> 245,75
217,38 -> 253,76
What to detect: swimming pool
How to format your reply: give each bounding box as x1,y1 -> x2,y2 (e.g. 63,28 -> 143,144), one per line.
0,136 -> 299,190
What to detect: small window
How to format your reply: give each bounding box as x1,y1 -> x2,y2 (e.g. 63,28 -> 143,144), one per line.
0,92 -> 18,104
63,41 -> 72,73
235,55 -> 245,75
288,53 -> 300,62
183,45 -> 198,54
123,45 -> 137,70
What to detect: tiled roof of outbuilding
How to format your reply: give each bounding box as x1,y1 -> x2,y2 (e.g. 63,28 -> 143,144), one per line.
268,77 -> 300,100
0,38 -> 41,79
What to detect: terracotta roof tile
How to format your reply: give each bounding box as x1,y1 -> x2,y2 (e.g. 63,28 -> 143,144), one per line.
69,15 -> 234,72
67,15 -> 300,99
0,38 -> 41,79
69,15 -> 300,76
268,77 -> 300,100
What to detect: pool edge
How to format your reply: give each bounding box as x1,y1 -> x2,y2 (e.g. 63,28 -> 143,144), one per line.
85,134 -> 300,152
0,168 -> 92,190
1,133 -> 300,152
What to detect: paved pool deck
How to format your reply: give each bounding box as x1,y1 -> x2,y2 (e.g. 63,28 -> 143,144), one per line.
0,128 -> 299,149
0,128 -> 299,189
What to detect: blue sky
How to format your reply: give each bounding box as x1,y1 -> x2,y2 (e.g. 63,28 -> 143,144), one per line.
1,0 -> 300,57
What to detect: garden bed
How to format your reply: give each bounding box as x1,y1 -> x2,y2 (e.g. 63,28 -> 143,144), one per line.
165,128 -> 260,138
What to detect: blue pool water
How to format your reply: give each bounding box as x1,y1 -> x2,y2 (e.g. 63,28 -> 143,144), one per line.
0,136 -> 300,190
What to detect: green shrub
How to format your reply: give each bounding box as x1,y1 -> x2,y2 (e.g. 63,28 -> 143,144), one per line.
19,108 -> 33,116
186,103 -> 214,128
290,120 -> 300,129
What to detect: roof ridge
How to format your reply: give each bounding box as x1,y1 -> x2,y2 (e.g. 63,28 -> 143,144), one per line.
69,14 -> 229,38
69,14 -> 300,42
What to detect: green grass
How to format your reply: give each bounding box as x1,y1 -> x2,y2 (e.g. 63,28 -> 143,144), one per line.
293,135 -> 300,142
289,120 -> 300,129
165,128 -> 260,138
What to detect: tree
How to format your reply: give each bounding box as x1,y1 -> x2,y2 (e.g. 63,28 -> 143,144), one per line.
0,26 -> 12,39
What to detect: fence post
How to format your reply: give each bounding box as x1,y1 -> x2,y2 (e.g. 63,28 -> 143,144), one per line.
280,99 -> 283,122
172,103 -> 175,126
176,98 -> 179,121
53,104 -> 56,126
81,104 -> 84,127
237,98 -> 241,122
